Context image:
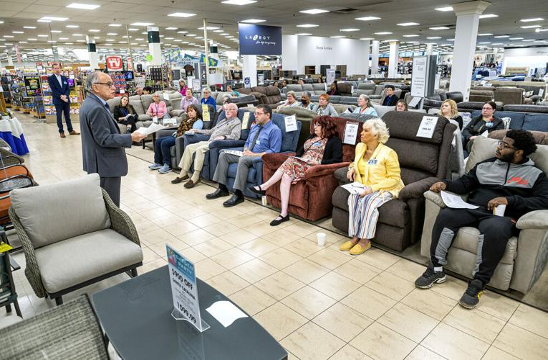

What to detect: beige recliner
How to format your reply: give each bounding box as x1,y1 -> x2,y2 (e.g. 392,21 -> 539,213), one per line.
420,136 -> 548,293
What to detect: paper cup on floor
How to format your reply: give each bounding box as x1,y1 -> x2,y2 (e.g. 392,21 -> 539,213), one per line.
261,196 -> 267,206
316,232 -> 326,246
494,204 -> 506,217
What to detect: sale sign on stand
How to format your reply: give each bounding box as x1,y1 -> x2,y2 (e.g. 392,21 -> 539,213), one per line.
106,56 -> 123,71
166,245 -> 209,332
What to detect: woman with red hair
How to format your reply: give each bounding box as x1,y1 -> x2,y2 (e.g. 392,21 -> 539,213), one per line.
249,116 -> 343,225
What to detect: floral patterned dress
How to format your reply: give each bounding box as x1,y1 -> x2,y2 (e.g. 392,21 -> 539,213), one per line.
280,137 -> 327,184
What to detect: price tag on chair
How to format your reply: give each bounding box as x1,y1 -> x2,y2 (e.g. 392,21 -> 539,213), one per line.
202,104 -> 210,122
343,122 -> 359,145
416,116 -> 438,138
0,242 -> 13,253
242,112 -> 250,129
284,114 -> 298,132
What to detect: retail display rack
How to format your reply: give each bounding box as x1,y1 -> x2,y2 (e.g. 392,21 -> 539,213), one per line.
146,65 -> 172,92
42,67 -> 83,119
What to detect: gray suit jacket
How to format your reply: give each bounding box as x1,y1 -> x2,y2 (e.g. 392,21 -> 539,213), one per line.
80,93 -> 132,177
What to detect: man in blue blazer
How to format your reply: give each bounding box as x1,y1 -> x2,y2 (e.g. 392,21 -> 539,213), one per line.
80,71 -> 146,206
47,63 -> 79,138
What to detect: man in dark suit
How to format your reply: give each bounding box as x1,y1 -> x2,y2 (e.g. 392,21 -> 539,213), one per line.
381,85 -> 399,106
47,63 -> 79,138
80,71 -> 146,206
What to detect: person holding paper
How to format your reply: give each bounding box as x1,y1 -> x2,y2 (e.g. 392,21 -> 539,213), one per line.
278,91 -> 301,108
149,104 -> 203,174
462,101 -> 503,153
207,105 -> 282,207
146,92 -> 168,119
200,88 -> 217,113
353,94 -> 378,116
249,116 -> 342,226
171,103 -> 241,188
311,94 -> 339,116
80,71 -> 146,206
339,119 -> 404,255
113,94 -> 138,133
439,99 -> 463,130
179,88 -> 199,113
416,130 -> 548,309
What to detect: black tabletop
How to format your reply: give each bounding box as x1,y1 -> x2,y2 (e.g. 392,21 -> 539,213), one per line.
92,266 -> 287,360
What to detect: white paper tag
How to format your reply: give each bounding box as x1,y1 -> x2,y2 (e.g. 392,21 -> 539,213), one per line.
163,93 -> 170,100
408,96 -> 421,108
242,112 -> 250,129
416,116 -> 438,138
343,122 -> 359,145
153,116 -> 158,124
284,114 -> 298,132
202,104 -> 210,122
481,130 -> 489,137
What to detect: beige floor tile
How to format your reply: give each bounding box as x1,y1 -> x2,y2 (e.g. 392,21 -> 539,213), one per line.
282,259 -> 330,284
206,271 -> 250,296
493,323 -> 548,360
188,213 -> 224,227
148,238 -> 189,256
283,222 -> 321,237
354,248 -> 401,270
286,350 -> 300,360
210,247 -> 255,269
312,303 -> 373,342
386,259 -> 428,283
163,220 -> 200,237
229,285 -> 277,316
176,229 -> 216,246
141,206 -> 174,220
193,238 -> 233,257
139,258 -> 168,274
242,222 -> 279,237
309,272 -> 361,301
305,231 -> 345,246
254,302 -> 308,341
509,303 -> 548,339
280,322 -> 345,360
476,291 -> 519,322
283,237 -> 323,257
482,346 -> 520,360
260,248 -> 303,270
202,221 -> 240,237
421,323 -> 489,360
142,247 -> 160,264
220,228 -> 259,246
231,259 -> 278,284
364,271 -> 415,301
405,345 -> 446,360
281,286 -> 337,319
334,258 -> 381,284
430,276 -> 468,301
238,238 -> 279,257
350,322 -> 416,360
401,289 -> 457,321
194,259 -> 226,280
255,272 -> 305,301
378,303 -> 439,342
139,228 -> 177,245
177,248 -> 206,263
134,219 -> 161,234
261,228 -> 305,246
329,345 -> 372,360
341,285 -> 397,320
148,213 -> 184,227
443,305 -> 505,343
306,248 -> 351,270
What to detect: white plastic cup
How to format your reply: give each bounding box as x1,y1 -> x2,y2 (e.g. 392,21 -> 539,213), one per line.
316,232 -> 326,246
261,196 -> 267,206
494,204 -> 506,217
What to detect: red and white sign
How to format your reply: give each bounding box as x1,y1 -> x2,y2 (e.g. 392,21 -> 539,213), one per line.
106,56 -> 123,71
127,56 -> 133,71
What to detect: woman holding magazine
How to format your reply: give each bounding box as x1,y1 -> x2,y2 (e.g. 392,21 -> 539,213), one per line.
249,116 -> 342,226
339,118 -> 404,255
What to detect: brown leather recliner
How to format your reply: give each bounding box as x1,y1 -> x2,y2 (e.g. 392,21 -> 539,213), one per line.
262,116 -> 365,221
331,111 -> 456,252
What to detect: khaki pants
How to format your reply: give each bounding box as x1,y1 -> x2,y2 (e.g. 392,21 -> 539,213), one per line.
178,141 -> 210,174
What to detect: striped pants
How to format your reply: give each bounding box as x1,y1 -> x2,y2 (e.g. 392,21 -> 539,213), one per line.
348,191 -> 392,239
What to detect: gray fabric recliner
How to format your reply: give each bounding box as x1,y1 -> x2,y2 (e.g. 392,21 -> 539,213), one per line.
420,137 -> 548,293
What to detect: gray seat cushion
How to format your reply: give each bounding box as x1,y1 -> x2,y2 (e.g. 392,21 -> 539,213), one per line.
11,174 -> 110,248
35,229 -> 143,293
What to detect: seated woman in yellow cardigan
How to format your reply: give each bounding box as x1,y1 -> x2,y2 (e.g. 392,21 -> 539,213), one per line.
340,118 -> 404,255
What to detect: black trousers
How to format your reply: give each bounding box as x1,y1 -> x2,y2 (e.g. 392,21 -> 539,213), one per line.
54,102 -> 73,133
430,207 -> 517,286
118,114 -> 137,133
100,177 -> 122,207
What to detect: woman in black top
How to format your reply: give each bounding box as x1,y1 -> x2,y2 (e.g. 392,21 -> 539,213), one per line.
462,101 -> 503,152
440,99 -> 463,129
328,81 -> 341,96
113,94 -> 137,132
249,116 -> 343,226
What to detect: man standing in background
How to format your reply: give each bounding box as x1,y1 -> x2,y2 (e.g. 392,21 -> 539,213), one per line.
47,63 -> 79,138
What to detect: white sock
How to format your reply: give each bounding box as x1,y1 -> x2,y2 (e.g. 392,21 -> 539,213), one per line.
434,266 -> 443,273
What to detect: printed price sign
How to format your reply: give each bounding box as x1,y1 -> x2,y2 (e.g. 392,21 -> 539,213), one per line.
417,116 -> 438,138
343,122 -> 359,145
167,245 -> 205,332
284,114 -> 298,132
202,104 -> 210,122
242,112 -> 250,129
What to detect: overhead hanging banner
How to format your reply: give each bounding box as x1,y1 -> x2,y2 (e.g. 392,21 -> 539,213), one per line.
238,23 -> 282,56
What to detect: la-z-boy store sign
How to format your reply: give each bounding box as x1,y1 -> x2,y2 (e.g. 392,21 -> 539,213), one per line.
238,24 -> 282,56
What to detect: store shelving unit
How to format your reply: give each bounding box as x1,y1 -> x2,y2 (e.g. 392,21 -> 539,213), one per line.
146,65 -> 172,92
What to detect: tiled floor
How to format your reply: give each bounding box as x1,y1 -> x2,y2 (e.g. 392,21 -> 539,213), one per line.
3,113 -> 548,360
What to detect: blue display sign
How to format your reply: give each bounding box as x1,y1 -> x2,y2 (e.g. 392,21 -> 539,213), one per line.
238,23 -> 282,56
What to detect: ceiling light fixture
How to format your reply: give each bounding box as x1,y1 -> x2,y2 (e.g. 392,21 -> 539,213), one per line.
491,42 -> 503,45
509,37 -> 524,40
330,35 -> 346,38
355,16 -> 381,21
177,31 -> 188,34
340,28 -> 360,32
23,26 -> 36,29
128,28 -> 138,31
299,9 -> 328,15
66,25 -> 79,28
397,22 -> 419,26
403,34 -> 419,37
51,30 -> 62,33
435,6 -> 453,11
296,24 -> 319,28
222,0 -> 257,5
89,29 -> 100,32
295,33 -> 312,36
374,32 -> 392,35
37,34 -> 49,37
198,26 -> 219,30
37,19 -> 51,23
360,37 -> 374,40
521,25 -> 541,29
131,22 -> 154,26
535,28 -> 548,32
479,14 -> 498,19
426,36 -> 442,39
494,35 -> 510,38
241,19 -> 266,23
521,18 -> 544,22
166,27 -> 178,30
168,12 -> 196,17
478,33 -> 493,36
429,26 -> 450,30
66,3 -> 101,10
39,16 -> 68,21
12,31 -> 24,34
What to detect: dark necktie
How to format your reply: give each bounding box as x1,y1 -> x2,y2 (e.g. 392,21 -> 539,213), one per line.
249,126 -> 263,151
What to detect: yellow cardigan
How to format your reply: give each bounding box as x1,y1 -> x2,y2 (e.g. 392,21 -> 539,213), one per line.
349,142 -> 405,198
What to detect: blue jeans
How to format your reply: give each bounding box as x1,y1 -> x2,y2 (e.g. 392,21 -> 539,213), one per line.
154,136 -> 176,165
54,102 -> 73,133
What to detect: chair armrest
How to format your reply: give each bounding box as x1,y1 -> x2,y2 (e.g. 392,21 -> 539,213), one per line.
157,129 -> 175,139
334,167 -> 350,184
304,162 -> 350,180
262,152 -> 294,170
423,190 -> 446,209
399,177 -> 440,201
102,189 -> 141,247
208,139 -> 246,149
517,210 -> 548,230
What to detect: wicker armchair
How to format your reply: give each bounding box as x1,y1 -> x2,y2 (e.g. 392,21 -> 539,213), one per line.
0,138 -> 24,167
0,295 -> 109,359
9,174 -> 143,305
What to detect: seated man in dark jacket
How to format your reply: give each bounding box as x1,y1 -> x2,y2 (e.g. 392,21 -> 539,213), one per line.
415,130 -> 548,309
381,85 -> 399,106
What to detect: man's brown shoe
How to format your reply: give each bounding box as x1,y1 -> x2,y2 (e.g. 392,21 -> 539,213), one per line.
184,179 -> 200,189
69,130 -> 80,135
60,132 -> 66,138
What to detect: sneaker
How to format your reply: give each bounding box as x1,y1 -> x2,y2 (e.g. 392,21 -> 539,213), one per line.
459,279 -> 484,309
148,163 -> 162,170
158,164 -> 171,174
415,265 -> 446,289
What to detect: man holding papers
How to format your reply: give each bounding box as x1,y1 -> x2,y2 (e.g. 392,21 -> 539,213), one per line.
207,105 -> 282,207
416,130 -> 548,309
